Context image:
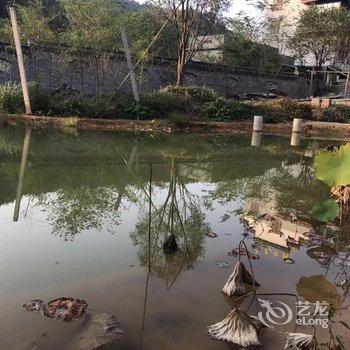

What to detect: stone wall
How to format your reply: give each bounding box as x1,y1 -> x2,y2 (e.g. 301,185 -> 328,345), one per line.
0,44 -> 311,98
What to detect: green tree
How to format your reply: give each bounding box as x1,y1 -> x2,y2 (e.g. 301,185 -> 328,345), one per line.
59,0 -> 122,52
0,0 -> 58,48
115,9 -> 177,59
288,6 -> 350,67
224,16 -> 279,71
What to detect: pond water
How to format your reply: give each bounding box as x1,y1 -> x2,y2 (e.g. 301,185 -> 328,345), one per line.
0,127 -> 349,350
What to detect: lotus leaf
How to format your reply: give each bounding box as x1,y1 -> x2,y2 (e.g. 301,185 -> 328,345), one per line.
315,144 -> 350,186
297,275 -> 341,310
312,200 -> 339,222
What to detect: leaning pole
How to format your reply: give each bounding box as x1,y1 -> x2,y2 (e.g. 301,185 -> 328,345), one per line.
9,6 -> 32,115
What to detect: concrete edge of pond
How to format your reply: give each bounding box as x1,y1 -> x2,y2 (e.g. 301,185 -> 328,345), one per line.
1,114 -> 350,137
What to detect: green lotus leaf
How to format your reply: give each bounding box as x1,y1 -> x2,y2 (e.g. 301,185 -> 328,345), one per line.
297,275 -> 341,310
312,200 -> 339,222
315,144 -> 350,186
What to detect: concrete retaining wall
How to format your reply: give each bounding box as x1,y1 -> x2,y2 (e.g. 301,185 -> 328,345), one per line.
0,45 -> 310,98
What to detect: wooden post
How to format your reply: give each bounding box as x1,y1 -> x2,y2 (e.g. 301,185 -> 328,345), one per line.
9,6 -> 32,115
120,27 -> 139,102
13,129 -> 31,222
344,72 -> 350,98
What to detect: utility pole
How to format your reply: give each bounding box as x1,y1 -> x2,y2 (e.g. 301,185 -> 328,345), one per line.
9,6 -> 32,115
120,27 -> 139,102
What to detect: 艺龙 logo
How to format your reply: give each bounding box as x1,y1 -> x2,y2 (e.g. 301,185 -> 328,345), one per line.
257,298 -> 293,327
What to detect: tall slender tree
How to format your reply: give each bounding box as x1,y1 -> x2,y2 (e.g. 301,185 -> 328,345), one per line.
152,0 -> 229,85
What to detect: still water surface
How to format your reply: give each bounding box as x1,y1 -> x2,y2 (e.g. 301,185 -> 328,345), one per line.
0,127 -> 348,349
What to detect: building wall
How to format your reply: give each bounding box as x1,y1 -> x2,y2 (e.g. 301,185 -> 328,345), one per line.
0,46 -> 311,98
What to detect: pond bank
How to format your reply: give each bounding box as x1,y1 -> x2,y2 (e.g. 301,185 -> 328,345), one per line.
2,114 -> 350,137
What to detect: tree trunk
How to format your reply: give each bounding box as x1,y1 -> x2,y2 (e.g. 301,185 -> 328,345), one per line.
176,39 -> 186,85
177,59 -> 185,85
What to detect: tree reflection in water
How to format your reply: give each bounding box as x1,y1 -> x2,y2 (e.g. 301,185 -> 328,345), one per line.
131,159 -> 210,287
36,142 -> 140,240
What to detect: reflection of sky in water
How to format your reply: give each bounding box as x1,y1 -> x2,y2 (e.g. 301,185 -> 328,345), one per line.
0,128 -> 348,349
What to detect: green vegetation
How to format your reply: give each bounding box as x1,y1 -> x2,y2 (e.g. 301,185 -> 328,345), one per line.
0,82 -> 48,114
1,83 -> 350,123
312,200 -> 340,223
315,144 -> 350,187
289,6 -> 350,67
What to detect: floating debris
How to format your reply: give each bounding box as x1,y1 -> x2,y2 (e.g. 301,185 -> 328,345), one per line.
42,298 -> 88,322
283,258 -> 295,264
284,332 -> 316,350
208,308 -> 265,347
250,253 -> 260,260
222,261 -> 260,296
23,297 -> 88,322
23,299 -> 43,312
228,246 -> 250,257
307,234 -> 325,247
206,231 -> 218,238
216,261 -> 230,268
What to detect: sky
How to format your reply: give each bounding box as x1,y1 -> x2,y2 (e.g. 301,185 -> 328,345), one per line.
135,0 -> 259,19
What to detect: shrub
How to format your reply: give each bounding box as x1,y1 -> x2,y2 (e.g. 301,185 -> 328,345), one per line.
202,98 -> 255,121
0,83 -> 24,114
123,101 -> 153,120
48,93 -> 128,119
0,82 -> 50,115
139,91 -> 187,119
162,85 -> 218,102
167,111 -> 190,127
318,105 -> 350,123
252,99 -> 313,123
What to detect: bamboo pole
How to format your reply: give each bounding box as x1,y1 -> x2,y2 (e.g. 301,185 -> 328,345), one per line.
9,6 -> 32,115
120,27 -> 139,102
13,129 -> 31,222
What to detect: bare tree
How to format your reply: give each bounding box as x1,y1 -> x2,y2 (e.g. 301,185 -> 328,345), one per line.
152,0 -> 229,85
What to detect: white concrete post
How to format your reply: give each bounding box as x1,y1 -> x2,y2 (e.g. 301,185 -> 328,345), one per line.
9,6 -> 32,115
253,116 -> 263,132
120,27 -> 140,102
291,132 -> 301,147
251,131 -> 262,147
291,118 -> 302,146
292,118 -> 303,133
